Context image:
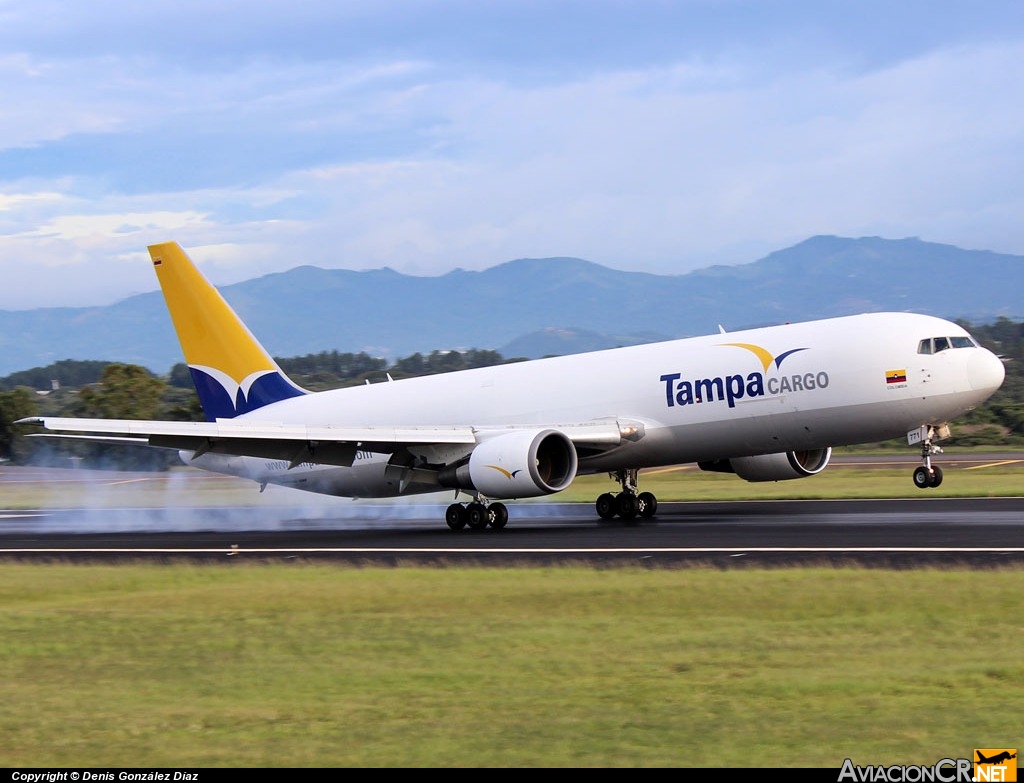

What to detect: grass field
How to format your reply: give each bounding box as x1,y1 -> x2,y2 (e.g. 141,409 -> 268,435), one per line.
1,564 -> 1022,768
1,458 -> 1021,768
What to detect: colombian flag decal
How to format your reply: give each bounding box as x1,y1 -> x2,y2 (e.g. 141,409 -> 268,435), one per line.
886,369 -> 907,384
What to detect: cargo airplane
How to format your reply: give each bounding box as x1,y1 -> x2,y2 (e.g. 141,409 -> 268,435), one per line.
18,242 -> 1006,529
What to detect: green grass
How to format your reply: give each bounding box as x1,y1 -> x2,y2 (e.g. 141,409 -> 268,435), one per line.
1,564 -> 1021,768
2,460 -> 1021,767
2,455 -> 1022,509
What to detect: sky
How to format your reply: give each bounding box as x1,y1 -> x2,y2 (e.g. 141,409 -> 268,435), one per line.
1,0 -> 1023,309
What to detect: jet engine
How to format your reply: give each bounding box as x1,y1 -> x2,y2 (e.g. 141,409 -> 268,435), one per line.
698,447 -> 832,482
438,428 -> 578,498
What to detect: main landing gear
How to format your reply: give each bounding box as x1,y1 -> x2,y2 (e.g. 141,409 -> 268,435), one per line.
912,427 -> 944,489
596,468 -> 658,522
445,499 -> 509,530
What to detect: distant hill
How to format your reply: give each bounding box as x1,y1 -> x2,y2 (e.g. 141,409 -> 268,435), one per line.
1,235 -> 1021,377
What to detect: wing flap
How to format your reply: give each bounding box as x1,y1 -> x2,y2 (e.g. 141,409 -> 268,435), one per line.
147,434 -> 360,466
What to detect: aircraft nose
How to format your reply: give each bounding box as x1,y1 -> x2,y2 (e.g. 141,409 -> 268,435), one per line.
968,349 -> 1006,393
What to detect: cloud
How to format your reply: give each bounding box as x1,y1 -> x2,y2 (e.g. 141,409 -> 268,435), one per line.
1,2 -> 1023,308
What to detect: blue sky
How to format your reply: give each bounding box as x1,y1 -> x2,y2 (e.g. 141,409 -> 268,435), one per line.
1,0 -> 1022,308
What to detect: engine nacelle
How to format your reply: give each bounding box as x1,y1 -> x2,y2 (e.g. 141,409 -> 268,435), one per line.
698,447 -> 832,482
439,429 -> 578,499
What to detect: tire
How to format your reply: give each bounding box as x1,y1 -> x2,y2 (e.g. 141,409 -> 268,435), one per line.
616,492 -> 638,520
929,465 -> 943,488
913,466 -> 931,489
445,503 -> 467,530
488,502 -> 509,529
638,491 -> 658,518
467,502 -> 489,529
596,492 -> 617,520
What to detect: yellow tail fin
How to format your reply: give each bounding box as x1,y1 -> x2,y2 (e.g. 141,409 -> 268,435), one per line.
148,242 -> 305,420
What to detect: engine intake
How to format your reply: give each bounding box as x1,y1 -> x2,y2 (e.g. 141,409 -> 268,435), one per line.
698,448 -> 832,482
439,429 -> 578,499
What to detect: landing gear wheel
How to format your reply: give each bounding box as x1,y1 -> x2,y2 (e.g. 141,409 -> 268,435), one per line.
488,502 -> 508,529
445,503 -> 467,530
912,427 -> 946,491
466,502 -> 489,529
615,492 -> 638,521
596,469 -> 654,523
637,491 -> 658,518
596,492 -> 617,520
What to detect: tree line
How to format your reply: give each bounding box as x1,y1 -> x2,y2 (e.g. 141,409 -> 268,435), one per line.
0,348 -> 523,467
2,318 -> 1022,467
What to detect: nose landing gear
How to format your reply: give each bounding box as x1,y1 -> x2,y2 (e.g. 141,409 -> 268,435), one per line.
910,425 -> 946,489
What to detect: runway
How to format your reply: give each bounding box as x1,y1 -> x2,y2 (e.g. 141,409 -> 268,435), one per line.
2,496 -> 1022,567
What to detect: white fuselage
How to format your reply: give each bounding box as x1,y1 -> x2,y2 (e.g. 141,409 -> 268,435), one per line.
188,312 -> 1005,498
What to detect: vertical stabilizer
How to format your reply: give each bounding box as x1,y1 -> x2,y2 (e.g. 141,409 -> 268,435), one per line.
148,242 -> 306,421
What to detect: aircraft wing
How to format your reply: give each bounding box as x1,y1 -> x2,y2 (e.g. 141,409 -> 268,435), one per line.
16,416 -> 625,467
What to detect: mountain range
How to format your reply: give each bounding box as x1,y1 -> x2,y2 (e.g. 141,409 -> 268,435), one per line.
1,234 -> 1021,378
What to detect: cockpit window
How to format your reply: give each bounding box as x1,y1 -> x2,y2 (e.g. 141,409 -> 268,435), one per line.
917,335 -> 979,354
